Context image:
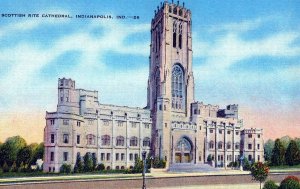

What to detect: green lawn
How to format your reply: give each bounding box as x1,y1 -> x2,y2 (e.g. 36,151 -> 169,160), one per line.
269,164 -> 300,171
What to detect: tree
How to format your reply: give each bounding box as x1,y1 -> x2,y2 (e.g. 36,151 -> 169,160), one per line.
243,157 -> 251,171
271,139 -> 285,166
280,136 -> 291,149
285,140 -> 300,166
74,153 -> 83,173
2,162 -> 9,172
264,139 -> 275,162
92,153 -> 97,171
31,142 -> 44,165
83,153 -> 93,172
17,146 -> 33,167
0,136 -> 27,166
10,161 -> 18,172
250,162 -> 270,189
132,157 -> 144,173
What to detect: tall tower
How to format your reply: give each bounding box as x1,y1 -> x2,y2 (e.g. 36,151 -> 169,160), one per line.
147,1 -> 195,163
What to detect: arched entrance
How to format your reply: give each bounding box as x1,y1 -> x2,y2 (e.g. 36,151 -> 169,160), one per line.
175,137 -> 193,163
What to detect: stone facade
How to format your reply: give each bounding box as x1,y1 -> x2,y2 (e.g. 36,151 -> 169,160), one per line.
43,1 -> 264,173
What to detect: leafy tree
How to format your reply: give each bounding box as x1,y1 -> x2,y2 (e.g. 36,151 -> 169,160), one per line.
92,153 -> 97,171
280,136 -> 291,149
243,157 -> 251,171
132,157 -> 144,173
271,139 -> 285,166
74,153 -> 83,173
250,162 -> 270,189
17,146 -> 33,166
31,142 -> 44,165
83,153 -> 93,172
0,136 -> 27,166
264,139 -> 275,162
285,140 -> 300,166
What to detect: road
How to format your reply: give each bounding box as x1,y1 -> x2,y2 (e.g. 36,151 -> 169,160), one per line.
0,172 -> 299,189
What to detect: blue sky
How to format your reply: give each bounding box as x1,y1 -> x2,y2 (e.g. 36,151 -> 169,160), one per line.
0,0 -> 299,142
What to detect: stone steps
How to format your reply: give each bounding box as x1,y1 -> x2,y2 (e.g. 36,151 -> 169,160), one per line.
168,163 -> 219,173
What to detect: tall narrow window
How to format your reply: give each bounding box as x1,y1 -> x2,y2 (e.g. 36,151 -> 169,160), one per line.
171,65 -> 184,110
179,23 -> 182,49
173,21 -> 177,48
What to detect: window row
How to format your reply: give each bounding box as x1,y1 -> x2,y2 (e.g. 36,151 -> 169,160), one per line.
248,134 -> 261,138
209,129 -> 239,135
209,141 -> 240,150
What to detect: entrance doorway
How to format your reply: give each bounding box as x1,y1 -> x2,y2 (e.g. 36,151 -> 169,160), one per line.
175,137 -> 192,163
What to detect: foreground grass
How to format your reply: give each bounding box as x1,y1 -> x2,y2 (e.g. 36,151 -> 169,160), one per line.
0,173 -> 144,184
269,164 -> 300,172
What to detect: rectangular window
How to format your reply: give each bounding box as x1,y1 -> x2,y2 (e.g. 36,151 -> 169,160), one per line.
63,119 -> 69,125
248,155 -> 252,161
64,134 -> 71,144
129,153 -> 133,161
116,153 -> 119,161
63,152 -> 68,161
50,134 -> 55,143
50,152 -> 54,161
117,121 -> 123,127
77,135 -> 80,144
77,121 -> 80,127
63,134 -> 69,143
103,120 -> 109,126
257,144 -> 260,150
258,155 -> 260,161
257,134 -> 261,138
165,123 -> 167,128
101,153 -> 105,161
248,134 -> 252,138
144,123 -> 150,129
135,153 -> 138,161
227,131 -> 231,135
131,122 -> 137,128
50,119 -> 55,125
248,144 -> 252,150
219,130 -> 222,134
88,120 -> 93,125
121,153 -> 125,161
236,131 -> 239,135
107,153 -> 110,161
210,129 -> 213,133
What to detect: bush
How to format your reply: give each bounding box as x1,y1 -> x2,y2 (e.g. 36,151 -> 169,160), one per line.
60,164 -> 71,174
152,157 -> 166,168
10,161 -> 18,172
243,158 -> 252,171
279,176 -> 300,189
2,162 -> 9,172
96,163 -> 105,171
263,180 -> 278,189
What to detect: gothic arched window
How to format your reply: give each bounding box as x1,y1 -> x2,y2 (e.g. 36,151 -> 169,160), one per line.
172,65 -> 184,109
179,23 -> 182,49
130,136 -> 138,146
101,135 -> 110,146
116,136 -> 125,146
173,21 -> 177,48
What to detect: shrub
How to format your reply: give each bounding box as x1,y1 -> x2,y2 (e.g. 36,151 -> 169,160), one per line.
83,153 -> 93,172
152,157 -> 166,168
10,161 -> 18,172
263,180 -> 278,189
2,162 -> 9,172
243,158 -> 252,171
74,154 -> 83,173
96,163 -> 105,171
279,176 -> 300,189
60,164 -> 71,174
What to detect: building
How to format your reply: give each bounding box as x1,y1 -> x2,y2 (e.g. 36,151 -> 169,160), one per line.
43,1 -> 264,173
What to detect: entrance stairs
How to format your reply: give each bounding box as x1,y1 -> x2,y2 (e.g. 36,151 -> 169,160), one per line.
168,163 -> 219,173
